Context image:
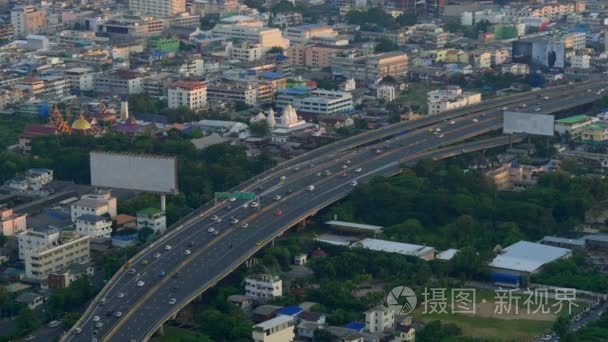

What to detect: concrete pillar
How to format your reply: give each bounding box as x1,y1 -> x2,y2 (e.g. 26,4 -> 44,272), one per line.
160,194 -> 166,212
157,323 -> 165,336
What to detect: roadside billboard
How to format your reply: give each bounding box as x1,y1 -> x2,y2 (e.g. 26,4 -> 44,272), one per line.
503,111 -> 554,137
90,151 -> 178,194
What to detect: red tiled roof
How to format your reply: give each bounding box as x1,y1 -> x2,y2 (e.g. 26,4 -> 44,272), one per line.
21,125 -> 56,138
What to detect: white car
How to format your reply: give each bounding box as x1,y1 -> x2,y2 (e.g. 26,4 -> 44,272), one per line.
207,227 -> 216,233
127,268 -> 136,275
316,172 -> 322,176
242,202 -> 249,208
115,311 -> 123,318
345,160 -> 351,164
24,335 -> 36,341
280,176 -> 287,180
228,197 -> 236,202
342,165 -> 348,169
117,293 -> 125,299
164,245 -> 172,251
307,185 -> 315,191
324,170 -> 332,176
535,107 -> 541,112
250,202 -> 259,208
48,320 -> 61,328
95,322 -> 103,328
351,181 -> 358,186
274,195 -> 282,201
154,253 -> 161,259
472,118 -> 479,123
169,298 -> 177,305
93,316 -> 100,322
211,215 -> 219,221
435,128 -> 441,132
449,120 -> 456,125
520,103 -> 527,108
74,328 -> 82,334
137,280 -> 145,287
184,250 -> 191,255
502,106 -> 509,110
241,223 -> 249,228
230,218 -> 239,224
438,134 -> 444,138
355,168 -> 362,173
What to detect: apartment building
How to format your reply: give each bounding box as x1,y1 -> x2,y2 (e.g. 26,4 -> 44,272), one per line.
64,68 -> 96,92
24,232 -> 90,280
554,115 -> 598,137
75,214 -> 113,239
1,208 -> 27,237
168,81 -> 207,110
16,77 -> 45,96
95,70 -> 146,96
272,13 -> 303,27
39,75 -> 70,98
128,0 -> 185,18
252,316 -> 295,342
136,208 -> 167,234
332,51 -> 409,84
427,86 -> 481,115
70,191 -> 117,222
245,274 -> 283,299
285,43 -> 349,67
18,229 -> 60,260
284,24 -> 338,44
377,85 -> 397,102
10,5 -> 47,37
365,305 -> 395,334
212,24 -> 288,49
230,42 -> 265,62
0,24 -> 15,41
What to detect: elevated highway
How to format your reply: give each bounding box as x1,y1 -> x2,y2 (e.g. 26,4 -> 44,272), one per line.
65,80 -> 608,342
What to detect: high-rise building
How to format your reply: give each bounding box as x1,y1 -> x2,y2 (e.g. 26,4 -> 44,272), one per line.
128,0 -> 186,18
10,5 -> 47,37
168,81 -> 207,110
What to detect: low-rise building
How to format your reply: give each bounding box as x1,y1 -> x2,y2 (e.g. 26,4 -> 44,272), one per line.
47,262 -> 94,289
427,86 -> 482,115
352,238 -> 435,260
365,305 -> 394,334
485,163 -> 544,190
168,81 -> 207,110
245,274 -> 282,299
136,208 -> 167,234
94,69 -> 146,96
570,54 -> 590,69
272,12 -> 304,27
582,123 -> 608,143
252,315 -> 295,342
18,229 -> 60,260
70,191 -> 117,222
64,68 -> 96,92
501,63 -> 530,76
16,292 -> 44,310
377,85 -> 397,102
332,50 -> 409,84
24,231 -> 90,280
1,208 -> 27,237
75,214 -> 112,239
229,42 -> 265,62
554,115 -> 598,137
24,168 -> 53,190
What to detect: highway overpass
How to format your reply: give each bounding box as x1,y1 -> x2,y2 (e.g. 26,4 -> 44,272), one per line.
64,80 -> 608,342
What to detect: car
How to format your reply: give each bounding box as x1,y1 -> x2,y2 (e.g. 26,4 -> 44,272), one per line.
274,195 -> 282,201
502,106 -> 509,110
438,134 -> 444,138
449,120 -> 456,125
324,170 -> 332,176
137,280 -> 145,287
535,107 -> 541,112
286,189 -> 293,194
117,292 -> 125,299
127,268 -> 136,275
280,176 -> 287,180
544,96 -> 550,100
355,168 -> 362,173
115,311 -> 123,318
250,202 -> 259,208
213,230 -> 219,236
345,160 -> 351,164
472,118 -> 479,123
294,167 -> 300,171
207,227 -> 216,233
228,197 -> 236,202
435,128 -> 441,132
100,297 -> 106,305
242,202 -> 249,208
105,310 -> 112,317
24,335 -> 35,341
241,223 -> 249,228
210,215 -> 219,221
169,298 -> 177,305
351,181 -> 358,186
142,259 -> 149,265
184,250 -> 191,255
307,185 -> 315,191
588,89 -> 593,92
164,245 -> 172,251
215,217 -> 222,223
342,165 -> 348,169
342,173 -> 348,177
520,103 -> 527,107
275,210 -> 283,216
375,149 -> 382,154
256,240 -> 265,246
316,172 -> 322,176
93,316 -> 100,322
154,253 -> 161,259
74,327 -> 82,334
159,271 -> 166,277
48,320 -> 61,328
96,322 -> 103,328
231,218 -> 239,224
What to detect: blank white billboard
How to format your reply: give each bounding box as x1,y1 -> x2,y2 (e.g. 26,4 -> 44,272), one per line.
503,111 -> 554,137
90,152 -> 178,194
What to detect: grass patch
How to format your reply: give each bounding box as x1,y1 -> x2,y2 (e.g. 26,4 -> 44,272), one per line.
0,116 -> 33,149
151,326 -> 212,342
398,84 -> 436,114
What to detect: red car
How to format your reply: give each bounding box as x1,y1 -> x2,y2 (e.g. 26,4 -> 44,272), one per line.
275,210 -> 283,216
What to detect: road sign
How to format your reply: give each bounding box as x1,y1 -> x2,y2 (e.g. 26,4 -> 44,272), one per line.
216,192 -> 256,201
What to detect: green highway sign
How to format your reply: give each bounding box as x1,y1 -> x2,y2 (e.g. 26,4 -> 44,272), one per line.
216,192 -> 256,200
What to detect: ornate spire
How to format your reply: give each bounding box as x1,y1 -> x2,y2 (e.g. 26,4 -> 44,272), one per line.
267,108 -> 276,128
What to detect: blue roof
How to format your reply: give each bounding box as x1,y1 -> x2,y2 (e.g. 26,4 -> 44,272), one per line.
261,71 -> 285,79
345,322 -> 365,331
290,24 -> 323,30
28,168 -> 51,173
278,86 -> 311,96
138,113 -> 168,124
78,214 -> 107,222
276,305 -> 303,316
111,233 -> 138,241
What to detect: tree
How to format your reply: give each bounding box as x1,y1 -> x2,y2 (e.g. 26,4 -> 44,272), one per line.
374,37 -> 399,53
163,106 -> 200,123
553,315 -> 570,339
271,0 -> 294,14
249,120 -> 270,137
138,227 -> 155,242
234,101 -> 251,111
417,320 -> 462,341
396,13 -> 417,27
0,233 -> 5,247
244,0 -> 265,11
268,46 -> 284,54
16,308 -> 41,335
313,329 -> 334,342
128,94 -> 164,114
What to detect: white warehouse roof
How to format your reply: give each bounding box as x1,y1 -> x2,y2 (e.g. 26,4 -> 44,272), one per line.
353,238 -> 434,258
489,241 -> 571,273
